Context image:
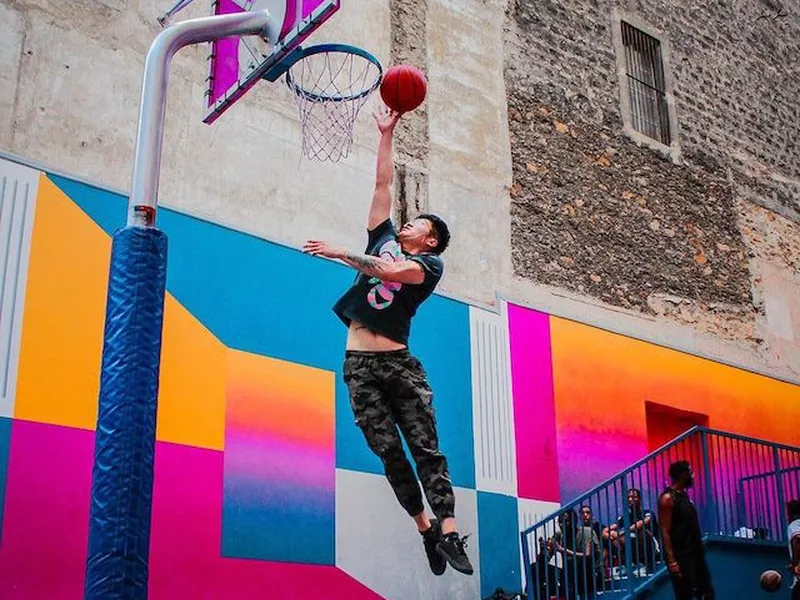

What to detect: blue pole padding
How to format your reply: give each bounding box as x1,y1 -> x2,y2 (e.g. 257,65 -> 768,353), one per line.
85,226 -> 168,600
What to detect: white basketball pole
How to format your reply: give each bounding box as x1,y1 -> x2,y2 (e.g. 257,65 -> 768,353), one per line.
128,10 -> 271,227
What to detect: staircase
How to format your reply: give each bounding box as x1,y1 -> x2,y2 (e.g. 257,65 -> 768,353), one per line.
520,427 -> 800,600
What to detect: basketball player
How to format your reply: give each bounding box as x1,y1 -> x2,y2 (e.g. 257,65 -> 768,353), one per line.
788,499 -> 800,600
302,107 -> 473,577
658,460 -> 715,600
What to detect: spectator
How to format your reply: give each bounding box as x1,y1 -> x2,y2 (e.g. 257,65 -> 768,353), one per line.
552,508 -> 603,599
658,460 -> 714,600
605,488 -> 660,573
529,536 -> 561,600
580,504 -> 604,541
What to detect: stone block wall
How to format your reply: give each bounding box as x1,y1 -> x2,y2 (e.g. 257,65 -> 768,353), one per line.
504,0 -> 800,375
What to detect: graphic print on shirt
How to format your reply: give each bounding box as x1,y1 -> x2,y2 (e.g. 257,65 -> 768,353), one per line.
367,239 -> 405,309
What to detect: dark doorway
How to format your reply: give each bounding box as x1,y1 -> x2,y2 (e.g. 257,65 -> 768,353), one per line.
645,401 -> 709,452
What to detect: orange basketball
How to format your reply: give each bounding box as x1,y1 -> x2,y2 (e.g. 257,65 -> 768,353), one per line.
759,569 -> 782,592
380,64 -> 427,113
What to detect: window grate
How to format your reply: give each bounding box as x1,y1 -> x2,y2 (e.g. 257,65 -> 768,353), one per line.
621,21 -> 671,146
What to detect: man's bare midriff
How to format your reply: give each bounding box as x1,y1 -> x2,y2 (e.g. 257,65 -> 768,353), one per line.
347,320 -> 406,351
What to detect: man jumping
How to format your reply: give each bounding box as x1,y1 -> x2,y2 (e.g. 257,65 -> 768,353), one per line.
302,107 -> 473,576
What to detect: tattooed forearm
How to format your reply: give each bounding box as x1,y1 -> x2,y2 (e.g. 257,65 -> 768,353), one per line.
341,252 -> 391,278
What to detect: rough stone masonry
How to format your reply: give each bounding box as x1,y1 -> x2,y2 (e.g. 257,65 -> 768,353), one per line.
504,0 -> 800,349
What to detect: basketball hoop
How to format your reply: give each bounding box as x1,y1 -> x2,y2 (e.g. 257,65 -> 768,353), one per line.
284,44 -> 383,162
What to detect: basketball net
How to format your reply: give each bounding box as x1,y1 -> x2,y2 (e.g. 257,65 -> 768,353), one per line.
286,46 -> 382,162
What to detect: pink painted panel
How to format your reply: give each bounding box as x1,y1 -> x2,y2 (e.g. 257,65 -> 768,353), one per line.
149,441 -> 382,600
0,424 -> 381,600
508,305 -> 560,502
0,420 -> 93,599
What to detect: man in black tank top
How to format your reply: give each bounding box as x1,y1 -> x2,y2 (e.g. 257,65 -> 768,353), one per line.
658,460 -> 715,599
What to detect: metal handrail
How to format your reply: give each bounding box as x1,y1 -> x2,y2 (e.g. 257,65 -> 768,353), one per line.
521,426 -> 701,538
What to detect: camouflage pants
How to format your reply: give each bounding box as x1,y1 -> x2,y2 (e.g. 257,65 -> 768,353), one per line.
343,349 -> 455,520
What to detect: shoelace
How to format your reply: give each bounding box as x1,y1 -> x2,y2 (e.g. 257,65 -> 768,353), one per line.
452,533 -> 470,552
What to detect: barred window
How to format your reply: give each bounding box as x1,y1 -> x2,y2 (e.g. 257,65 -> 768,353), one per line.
620,21 -> 671,145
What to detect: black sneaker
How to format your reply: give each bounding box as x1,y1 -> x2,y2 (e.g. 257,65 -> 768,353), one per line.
421,519 -> 447,576
436,532 -> 474,575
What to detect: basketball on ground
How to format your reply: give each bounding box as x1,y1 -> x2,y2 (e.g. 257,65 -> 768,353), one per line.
380,64 -> 427,113
759,569 -> 782,592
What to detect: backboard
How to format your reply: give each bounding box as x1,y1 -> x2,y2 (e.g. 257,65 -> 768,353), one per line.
203,0 -> 340,124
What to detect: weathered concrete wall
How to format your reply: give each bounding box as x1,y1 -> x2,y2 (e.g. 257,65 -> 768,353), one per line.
0,0 -> 392,255
1,0 -> 799,381
504,0 -> 800,380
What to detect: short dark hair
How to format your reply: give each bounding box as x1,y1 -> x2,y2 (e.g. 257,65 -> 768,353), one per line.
788,499 -> 800,520
669,460 -> 691,482
418,213 -> 450,254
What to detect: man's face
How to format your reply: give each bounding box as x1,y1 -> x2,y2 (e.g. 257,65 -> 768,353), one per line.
683,467 -> 695,489
398,218 -> 436,252
628,490 -> 641,507
581,507 -> 592,524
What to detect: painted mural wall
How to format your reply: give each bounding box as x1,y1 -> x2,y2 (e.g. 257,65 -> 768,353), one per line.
0,156 -> 798,599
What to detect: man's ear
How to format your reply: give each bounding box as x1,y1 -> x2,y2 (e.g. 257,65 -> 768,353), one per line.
425,236 -> 438,250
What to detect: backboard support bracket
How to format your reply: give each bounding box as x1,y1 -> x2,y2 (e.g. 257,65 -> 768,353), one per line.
203,0 -> 340,125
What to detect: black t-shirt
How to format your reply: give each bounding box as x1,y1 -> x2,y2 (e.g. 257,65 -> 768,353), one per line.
332,219 -> 443,345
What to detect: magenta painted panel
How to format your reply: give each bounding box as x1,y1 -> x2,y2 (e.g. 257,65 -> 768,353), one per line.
508,305 -> 560,502
557,428 -> 644,501
148,441 -> 382,600
208,0 -> 247,106
207,0 -> 341,108
0,420 -> 93,599
148,442 -> 224,598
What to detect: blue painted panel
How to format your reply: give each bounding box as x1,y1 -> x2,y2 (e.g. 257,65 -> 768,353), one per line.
0,417 -> 10,543
221,483 -> 335,565
52,175 -> 476,487
336,295 -> 475,488
478,491 -> 521,598
49,176 -> 350,373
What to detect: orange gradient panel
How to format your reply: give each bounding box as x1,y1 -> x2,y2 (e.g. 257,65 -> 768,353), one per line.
225,349 -> 335,450
551,316 -> 800,441
550,316 -> 800,498
14,176 -> 109,429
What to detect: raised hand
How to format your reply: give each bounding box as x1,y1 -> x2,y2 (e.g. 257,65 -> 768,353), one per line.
374,105 -> 401,134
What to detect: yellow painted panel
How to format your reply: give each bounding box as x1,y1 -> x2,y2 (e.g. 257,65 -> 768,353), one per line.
157,297 -> 226,450
16,175 -> 226,450
15,176 -> 108,429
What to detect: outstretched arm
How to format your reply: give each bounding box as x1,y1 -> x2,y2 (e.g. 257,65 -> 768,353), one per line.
302,240 -> 425,285
368,108 -> 401,230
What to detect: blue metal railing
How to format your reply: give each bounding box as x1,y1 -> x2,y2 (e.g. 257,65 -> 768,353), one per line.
520,428 -> 800,600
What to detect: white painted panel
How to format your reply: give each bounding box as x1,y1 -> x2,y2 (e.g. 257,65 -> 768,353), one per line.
518,498 -> 562,587
470,305 -> 517,496
0,158 -> 38,418
336,468 -> 480,600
